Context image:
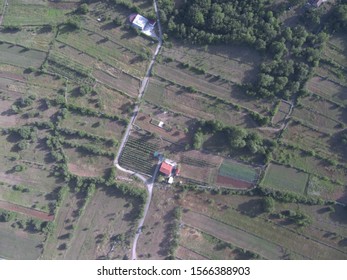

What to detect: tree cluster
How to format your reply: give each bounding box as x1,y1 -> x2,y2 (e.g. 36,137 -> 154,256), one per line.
159,0 -> 328,100
194,120 -> 276,161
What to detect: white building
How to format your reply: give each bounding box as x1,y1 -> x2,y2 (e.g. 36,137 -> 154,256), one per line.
130,14 -> 149,31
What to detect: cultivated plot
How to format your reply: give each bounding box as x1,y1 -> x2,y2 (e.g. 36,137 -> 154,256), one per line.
261,163 -> 309,194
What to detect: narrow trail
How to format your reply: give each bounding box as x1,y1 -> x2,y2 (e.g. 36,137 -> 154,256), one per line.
113,0 -> 163,260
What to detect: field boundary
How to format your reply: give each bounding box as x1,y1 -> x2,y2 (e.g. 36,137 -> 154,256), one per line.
0,200 -> 54,221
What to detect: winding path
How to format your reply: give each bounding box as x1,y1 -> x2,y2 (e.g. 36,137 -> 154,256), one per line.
113,0 -> 163,260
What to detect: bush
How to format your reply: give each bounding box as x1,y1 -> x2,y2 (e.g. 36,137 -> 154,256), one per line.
263,197 -> 275,213
78,3 -> 89,14
65,17 -> 81,30
113,16 -> 122,26
14,164 -> 26,172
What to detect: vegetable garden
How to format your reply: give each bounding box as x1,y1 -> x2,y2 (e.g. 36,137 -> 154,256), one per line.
119,137 -> 158,175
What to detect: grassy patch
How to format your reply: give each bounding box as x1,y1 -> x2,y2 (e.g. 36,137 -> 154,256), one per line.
0,223 -> 43,259
3,3 -> 67,26
218,160 -> 258,183
0,42 -> 46,68
261,163 -> 309,194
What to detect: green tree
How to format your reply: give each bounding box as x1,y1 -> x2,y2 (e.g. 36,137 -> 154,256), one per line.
263,197 -> 275,213
78,3 -> 89,14
193,131 -> 204,149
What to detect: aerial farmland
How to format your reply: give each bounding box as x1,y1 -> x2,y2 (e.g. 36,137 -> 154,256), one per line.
0,0 -> 346,261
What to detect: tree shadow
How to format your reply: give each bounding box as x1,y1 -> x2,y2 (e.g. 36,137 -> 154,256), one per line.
329,205 -> 347,224
157,209 -> 175,257
237,199 -> 264,218
101,22 -> 116,31
338,238 -> 347,247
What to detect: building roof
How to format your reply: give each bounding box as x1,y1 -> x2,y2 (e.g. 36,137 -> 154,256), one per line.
131,14 -> 148,30
159,161 -> 174,176
309,0 -> 327,7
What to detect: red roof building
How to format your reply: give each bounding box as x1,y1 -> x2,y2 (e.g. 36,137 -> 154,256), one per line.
159,161 -> 174,176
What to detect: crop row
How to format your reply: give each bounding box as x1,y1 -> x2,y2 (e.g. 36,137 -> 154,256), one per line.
127,138 -> 158,150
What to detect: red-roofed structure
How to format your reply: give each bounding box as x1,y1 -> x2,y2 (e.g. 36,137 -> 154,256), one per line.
159,161 -> 174,176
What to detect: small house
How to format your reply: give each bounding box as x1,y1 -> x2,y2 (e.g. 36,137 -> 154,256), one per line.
159,160 -> 174,177
308,0 -> 328,7
129,14 -> 149,31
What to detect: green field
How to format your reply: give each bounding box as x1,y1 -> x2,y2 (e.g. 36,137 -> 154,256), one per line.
0,27 -> 55,51
3,3 -> 67,26
0,42 -> 46,68
0,224 -> 43,259
262,164 -> 309,194
218,160 -> 258,183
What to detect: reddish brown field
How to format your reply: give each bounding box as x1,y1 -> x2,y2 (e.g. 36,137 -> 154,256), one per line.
179,164 -> 214,184
0,200 -> 54,221
216,175 -> 253,189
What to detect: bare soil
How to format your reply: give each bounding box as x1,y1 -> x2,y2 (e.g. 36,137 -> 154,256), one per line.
216,175 -> 253,189
0,200 -> 54,221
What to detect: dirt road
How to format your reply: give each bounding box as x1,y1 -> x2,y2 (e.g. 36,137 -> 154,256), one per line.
113,0 -> 163,260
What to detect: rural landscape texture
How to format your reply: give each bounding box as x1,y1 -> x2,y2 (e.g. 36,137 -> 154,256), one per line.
0,0 -> 346,260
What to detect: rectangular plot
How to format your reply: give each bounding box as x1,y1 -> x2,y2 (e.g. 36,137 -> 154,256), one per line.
273,147 -> 347,184
283,122 -> 335,160
262,163 -> 309,194
273,100 -> 291,125
292,107 -> 341,133
68,83 -> 134,117
119,137 -> 158,175
0,42 -> 46,68
182,211 -> 283,260
306,76 -> 347,105
93,69 -> 139,98
0,27 -> 54,51
60,113 -> 125,140
219,160 -> 258,183
155,64 -> 272,115
162,43 -> 260,84
0,225 -> 43,259
307,176 -> 347,203
216,175 -> 253,189
65,148 -> 113,178
64,187 -> 135,259
57,29 -> 147,76
300,95 -> 347,125
323,45 -> 347,68
145,79 -> 253,127
3,3 -> 67,25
